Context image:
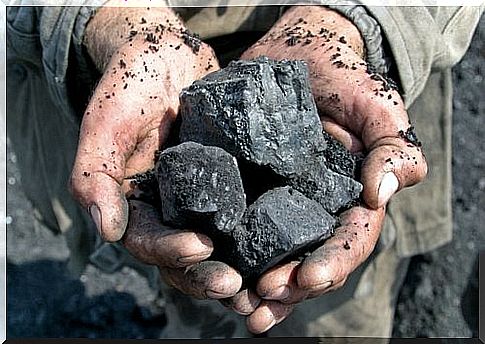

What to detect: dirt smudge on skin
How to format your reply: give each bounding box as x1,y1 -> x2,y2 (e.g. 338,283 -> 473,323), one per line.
398,126 -> 422,147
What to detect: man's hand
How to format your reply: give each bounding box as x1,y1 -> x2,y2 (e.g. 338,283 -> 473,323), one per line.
70,5 -> 241,300
225,5 -> 428,333
123,200 -> 242,299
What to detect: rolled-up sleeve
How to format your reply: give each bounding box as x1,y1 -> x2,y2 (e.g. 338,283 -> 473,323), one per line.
38,3 -> 107,115
7,3 -> 106,117
365,5 -> 484,107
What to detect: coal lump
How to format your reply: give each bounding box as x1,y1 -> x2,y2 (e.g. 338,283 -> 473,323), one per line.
156,142 -> 246,234
288,157 -> 362,213
179,56 -> 326,177
179,56 -> 362,214
225,186 -> 336,281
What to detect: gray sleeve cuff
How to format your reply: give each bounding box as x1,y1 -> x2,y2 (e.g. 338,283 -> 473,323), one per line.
39,3 -> 106,118
72,6 -> 104,86
327,4 -> 392,76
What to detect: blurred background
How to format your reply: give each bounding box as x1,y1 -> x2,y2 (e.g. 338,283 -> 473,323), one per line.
1,3 -> 8,341
4,13 -> 483,339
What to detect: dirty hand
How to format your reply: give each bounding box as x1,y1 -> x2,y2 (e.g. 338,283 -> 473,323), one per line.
225,5 -> 428,333
70,5 -> 241,300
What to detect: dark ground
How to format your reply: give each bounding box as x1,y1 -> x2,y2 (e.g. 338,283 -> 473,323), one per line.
5,16 -> 484,339
392,15 -> 484,338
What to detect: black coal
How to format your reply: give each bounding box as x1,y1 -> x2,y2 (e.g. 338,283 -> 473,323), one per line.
155,57 -> 363,282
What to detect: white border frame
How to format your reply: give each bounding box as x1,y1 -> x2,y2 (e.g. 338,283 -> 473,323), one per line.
1,1 -> 7,342
0,0 -> 482,342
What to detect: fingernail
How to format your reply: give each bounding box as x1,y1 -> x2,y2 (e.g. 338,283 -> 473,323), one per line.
177,252 -> 212,264
89,204 -> 102,234
195,233 -> 213,247
206,289 -> 229,299
259,319 -> 277,334
378,172 -> 399,206
309,281 -> 332,292
263,285 -> 290,300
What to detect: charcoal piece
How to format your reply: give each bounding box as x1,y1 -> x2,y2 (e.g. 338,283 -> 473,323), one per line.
287,157 -> 363,214
155,142 -> 246,234
179,56 -> 326,177
224,187 -> 336,281
321,131 -> 363,178
128,169 -> 161,206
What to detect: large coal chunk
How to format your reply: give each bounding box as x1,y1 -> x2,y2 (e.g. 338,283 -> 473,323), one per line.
287,157 -> 363,214
179,56 -> 326,177
156,142 -> 246,234
224,187 -> 336,281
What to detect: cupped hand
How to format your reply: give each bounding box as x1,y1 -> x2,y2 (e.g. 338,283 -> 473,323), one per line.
226,5 -> 428,333
70,7 -> 241,300
70,7 -> 219,242
242,6 -> 427,208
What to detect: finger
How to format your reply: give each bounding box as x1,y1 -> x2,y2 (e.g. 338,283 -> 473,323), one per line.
361,137 -> 428,208
70,170 -> 128,242
160,261 -> 242,300
122,200 -> 213,268
246,301 -> 294,334
70,90 -> 166,243
70,110 -> 170,242
256,261 -> 309,304
220,288 -> 261,315
321,116 -> 365,153
306,278 -> 348,299
297,205 -> 385,295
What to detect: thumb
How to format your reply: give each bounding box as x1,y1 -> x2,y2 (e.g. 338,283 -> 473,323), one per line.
69,121 -> 133,242
69,88 -> 165,242
71,170 -> 129,243
360,137 -> 428,209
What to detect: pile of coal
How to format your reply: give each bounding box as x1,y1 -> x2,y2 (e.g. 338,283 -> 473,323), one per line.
154,57 -> 363,282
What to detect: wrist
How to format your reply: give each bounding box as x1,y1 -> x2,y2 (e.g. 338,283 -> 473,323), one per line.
311,6 -> 365,59
116,29 -> 216,90
86,20 -> 218,124
84,5 -> 186,72
245,6 -> 365,62
282,6 -> 365,59
84,4 -> 218,104
326,4 -> 391,76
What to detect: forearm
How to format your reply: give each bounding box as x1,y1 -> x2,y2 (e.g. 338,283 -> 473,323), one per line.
84,3 -> 187,72
82,3 -> 218,112
279,6 -> 365,59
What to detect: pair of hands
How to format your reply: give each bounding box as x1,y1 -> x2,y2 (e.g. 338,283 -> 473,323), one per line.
70,6 -> 427,334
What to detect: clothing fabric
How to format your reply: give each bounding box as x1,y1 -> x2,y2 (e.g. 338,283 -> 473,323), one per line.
6,2 -> 483,338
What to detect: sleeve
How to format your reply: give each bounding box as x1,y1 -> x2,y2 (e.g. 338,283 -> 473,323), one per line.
7,3 -> 107,117
38,3 -> 110,116
365,6 -> 484,107
327,4 -> 392,76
